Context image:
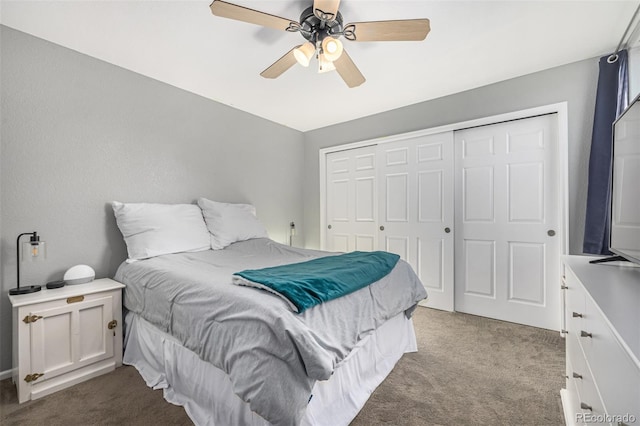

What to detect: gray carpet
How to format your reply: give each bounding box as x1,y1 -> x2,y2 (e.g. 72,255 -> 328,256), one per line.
0,307 -> 565,425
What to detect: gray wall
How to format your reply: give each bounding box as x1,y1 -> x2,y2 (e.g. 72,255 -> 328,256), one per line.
0,24 -> 619,373
0,26 -> 304,372
302,57 -> 599,255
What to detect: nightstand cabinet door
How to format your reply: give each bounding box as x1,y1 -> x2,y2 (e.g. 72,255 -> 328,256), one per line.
29,295 -> 115,383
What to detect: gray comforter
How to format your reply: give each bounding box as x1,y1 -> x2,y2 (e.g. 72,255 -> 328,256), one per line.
115,238 -> 427,425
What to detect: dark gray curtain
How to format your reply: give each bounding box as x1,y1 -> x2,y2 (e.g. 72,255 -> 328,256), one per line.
583,50 -> 629,254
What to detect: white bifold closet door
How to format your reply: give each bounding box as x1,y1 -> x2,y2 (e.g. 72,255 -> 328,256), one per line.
325,132 -> 455,311
325,145 -> 378,253
377,132 -> 454,311
454,114 -> 560,330
323,113 -> 561,330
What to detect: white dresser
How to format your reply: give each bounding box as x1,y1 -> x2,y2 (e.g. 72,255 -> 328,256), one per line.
561,256 -> 640,426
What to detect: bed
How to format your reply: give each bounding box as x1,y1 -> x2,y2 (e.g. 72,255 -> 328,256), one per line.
111,199 -> 427,426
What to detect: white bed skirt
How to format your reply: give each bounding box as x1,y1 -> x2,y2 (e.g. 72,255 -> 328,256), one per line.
123,311 -> 417,426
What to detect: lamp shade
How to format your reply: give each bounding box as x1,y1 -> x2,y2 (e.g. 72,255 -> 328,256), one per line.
22,240 -> 46,262
293,42 -> 315,67
318,53 -> 336,73
322,36 -> 343,62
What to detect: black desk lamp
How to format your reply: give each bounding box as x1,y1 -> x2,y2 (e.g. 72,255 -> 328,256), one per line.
9,232 -> 46,295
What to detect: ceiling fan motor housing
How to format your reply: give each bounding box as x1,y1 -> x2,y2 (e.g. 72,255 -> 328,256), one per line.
299,6 -> 344,45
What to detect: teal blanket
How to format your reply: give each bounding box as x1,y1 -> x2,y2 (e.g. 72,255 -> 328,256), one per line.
233,251 -> 400,313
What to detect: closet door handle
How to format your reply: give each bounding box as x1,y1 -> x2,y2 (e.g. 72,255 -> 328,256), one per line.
379,226 -> 385,231
327,225 -> 332,229
580,330 -> 593,338
444,227 -> 451,233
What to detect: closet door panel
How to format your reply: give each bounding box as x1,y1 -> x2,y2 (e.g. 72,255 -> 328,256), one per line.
378,131 -> 454,311
454,114 -> 560,330
325,146 -> 377,252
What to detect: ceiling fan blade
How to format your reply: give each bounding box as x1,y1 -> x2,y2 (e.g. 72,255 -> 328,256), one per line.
343,19 -> 430,42
260,47 -> 299,79
333,50 -> 365,88
313,0 -> 341,21
210,1 -> 300,32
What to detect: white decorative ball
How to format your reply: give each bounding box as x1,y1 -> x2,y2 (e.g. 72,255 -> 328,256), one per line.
63,265 -> 95,285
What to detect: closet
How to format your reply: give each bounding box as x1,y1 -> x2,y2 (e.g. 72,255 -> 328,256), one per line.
321,110 -> 563,330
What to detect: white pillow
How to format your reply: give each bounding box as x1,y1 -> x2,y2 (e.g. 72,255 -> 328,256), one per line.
112,201 -> 210,260
197,198 -> 269,249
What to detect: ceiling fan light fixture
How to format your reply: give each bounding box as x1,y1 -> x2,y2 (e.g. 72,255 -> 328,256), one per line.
293,41 -> 315,67
321,36 -> 343,61
318,53 -> 336,73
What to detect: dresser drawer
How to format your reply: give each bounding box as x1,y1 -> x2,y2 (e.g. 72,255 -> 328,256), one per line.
567,332 -> 607,423
564,268 -> 586,336
583,294 -> 640,421
565,356 -> 582,426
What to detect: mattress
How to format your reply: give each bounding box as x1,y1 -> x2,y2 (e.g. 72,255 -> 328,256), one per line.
115,238 -> 427,425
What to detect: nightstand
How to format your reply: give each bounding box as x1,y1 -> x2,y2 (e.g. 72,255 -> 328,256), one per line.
8,278 -> 125,403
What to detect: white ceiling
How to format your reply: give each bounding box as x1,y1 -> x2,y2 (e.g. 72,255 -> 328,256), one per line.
1,0 -> 638,131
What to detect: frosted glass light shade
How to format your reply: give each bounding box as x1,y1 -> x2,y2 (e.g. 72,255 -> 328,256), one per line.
322,37 -> 343,62
318,53 -> 336,73
294,42 -> 315,67
22,240 -> 46,262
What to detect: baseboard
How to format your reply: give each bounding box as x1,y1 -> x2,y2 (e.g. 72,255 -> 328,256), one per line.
560,389 -> 573,426
0,369 -> 13,381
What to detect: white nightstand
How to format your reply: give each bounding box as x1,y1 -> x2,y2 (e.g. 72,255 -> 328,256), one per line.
8,278 -> 125,403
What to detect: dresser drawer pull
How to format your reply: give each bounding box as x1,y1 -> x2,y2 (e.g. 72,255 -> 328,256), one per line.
561,285 -> 568,290
572,372 -> 583,379
580,402 -> 593,411
580,330 -> 592,338
572,312 -> 583,318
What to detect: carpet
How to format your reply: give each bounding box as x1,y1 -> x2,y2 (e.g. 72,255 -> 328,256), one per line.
0,307 -> 565,425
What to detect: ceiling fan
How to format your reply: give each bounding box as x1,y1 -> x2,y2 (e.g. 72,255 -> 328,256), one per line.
209,0 -> 431,88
